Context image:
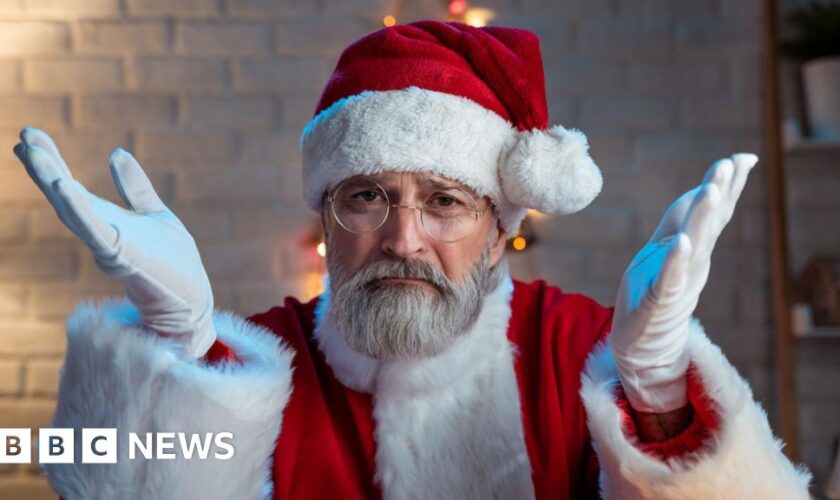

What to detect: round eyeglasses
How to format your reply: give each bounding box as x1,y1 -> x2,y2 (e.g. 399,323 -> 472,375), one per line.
325,176 -> 488,243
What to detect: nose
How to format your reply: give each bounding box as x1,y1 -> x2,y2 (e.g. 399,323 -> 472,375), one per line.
380,204 -> 427,259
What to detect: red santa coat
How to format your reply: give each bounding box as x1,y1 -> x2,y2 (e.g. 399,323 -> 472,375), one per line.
44,274 -> 813,499
216,277 -> 715,499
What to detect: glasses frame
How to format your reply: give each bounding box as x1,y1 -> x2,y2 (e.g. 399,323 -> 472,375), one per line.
325,176 -> 489,243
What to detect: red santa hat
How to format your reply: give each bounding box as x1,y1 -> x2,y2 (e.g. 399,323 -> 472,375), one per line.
299,20 -> 603,235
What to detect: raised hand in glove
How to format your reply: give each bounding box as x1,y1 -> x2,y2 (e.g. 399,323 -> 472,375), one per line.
13,127 -> 217,359
609,153 -> 758,413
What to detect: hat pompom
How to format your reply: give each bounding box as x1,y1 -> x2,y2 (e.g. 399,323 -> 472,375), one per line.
500,124 -> 603,215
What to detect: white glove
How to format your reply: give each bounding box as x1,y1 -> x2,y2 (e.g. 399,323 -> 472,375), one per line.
609,153 -> 758,413
13,127 -> 217,359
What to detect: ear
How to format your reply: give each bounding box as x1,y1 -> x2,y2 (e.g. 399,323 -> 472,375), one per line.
488,219 -> 507,268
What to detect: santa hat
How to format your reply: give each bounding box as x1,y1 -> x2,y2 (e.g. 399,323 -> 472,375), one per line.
299,20 -> 603,235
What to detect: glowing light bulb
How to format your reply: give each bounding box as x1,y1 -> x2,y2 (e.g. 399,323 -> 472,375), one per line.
383,15 -> 396,26
449,0 -> 468,16
512,236 -> 527,251
316,242 -> 326,257
464,7 -> 494,27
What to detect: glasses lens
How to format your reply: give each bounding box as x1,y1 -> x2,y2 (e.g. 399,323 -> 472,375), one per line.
421,188 -> 480,242
332,177 -> 389,233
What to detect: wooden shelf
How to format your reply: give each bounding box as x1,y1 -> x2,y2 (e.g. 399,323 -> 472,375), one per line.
784,140 -> 840,156
791,303 -> 840,339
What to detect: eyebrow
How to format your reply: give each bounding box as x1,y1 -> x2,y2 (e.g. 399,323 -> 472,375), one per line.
369,174 -> 475,195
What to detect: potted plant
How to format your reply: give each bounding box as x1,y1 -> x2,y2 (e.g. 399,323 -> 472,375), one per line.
781,0 -> 840,142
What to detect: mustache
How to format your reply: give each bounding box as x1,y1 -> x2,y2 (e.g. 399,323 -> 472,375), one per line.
355,258 -> 454,294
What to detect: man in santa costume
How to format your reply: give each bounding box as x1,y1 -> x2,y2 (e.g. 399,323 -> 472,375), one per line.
13,20 -> 811,499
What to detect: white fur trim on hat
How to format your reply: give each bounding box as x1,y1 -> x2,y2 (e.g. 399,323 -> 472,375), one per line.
299,86 -> 602,235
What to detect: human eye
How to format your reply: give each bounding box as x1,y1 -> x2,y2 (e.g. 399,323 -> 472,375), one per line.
350,190 -> 384,202
426,192 -> 472,213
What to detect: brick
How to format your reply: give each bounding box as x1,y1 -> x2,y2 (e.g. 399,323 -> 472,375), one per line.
601,167 -> 682,221
588,245 -> 638,284
719,0 -> 762,19
275,17 -> 375,56
513,19 -> 575,59
229,207 -> 315,241
77,21 -> 169,54
507,244 -> 586,286
323,0 -> 394,17
578,19 -> 671,60
0,321 -> 67,358
679,95 -> 762,131
0,245 -> 78,281
0,361 -> 22,396
0,96 -> 67,129
28,282 -> 123,319
25,359 -> 62,397
0,0 -> 23,15
177,21 -> 272,56
75,95 -> 176,127
545,56 -> 625,95
0,22 -> 69,57
546,94 -> 576,125
0,475 -> 56,500
737,284 -> 771,326
280,92 -> 319,131
239,130 -> 300,169
235,57 -> 330,92
176,168 -> 282,205
67,167 -> 172,206
24,0 -> 121,18
182,95 -> 274,129
127,0 -> 220,17
232,280 -> 305,315
0,60 -> 21,94
22,130 -> 132,174
693,275 -> 737,321
0,399 -> 55,428
0,284 -> 26,316
530,206 -> 635,245
133,56 -> 228,92
24,58 -> 123,93
0,170 -> 54,204
617,0 -> 718,17
522,0 -> 617,18
201,239 -> 282,281
0,209 -> 27,241
170,206 -> 232,243
136,131 -> 234,169
628,61 -> 724,94
585,131 -> 633,171
632,132 -> 733,170
29,207 -> 81,241
729,55 -> 762,93
675,19 -> 761,57
579,95 -> 673,131
228,0 -> 320,17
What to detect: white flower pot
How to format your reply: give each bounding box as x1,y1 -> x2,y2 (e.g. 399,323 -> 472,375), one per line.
803,56 -> 840,142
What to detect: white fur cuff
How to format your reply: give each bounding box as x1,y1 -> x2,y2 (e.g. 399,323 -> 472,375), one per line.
43,298 -> 295,500
580,318 -> 812,499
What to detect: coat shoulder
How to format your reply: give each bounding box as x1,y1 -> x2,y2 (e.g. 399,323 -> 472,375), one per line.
510,278 -> 615,363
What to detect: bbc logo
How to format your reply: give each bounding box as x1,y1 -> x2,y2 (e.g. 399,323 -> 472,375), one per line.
1,429 -> 235,464
1,428 -> 116,464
